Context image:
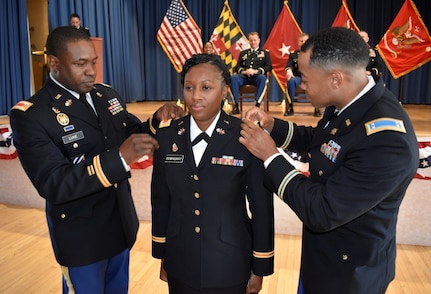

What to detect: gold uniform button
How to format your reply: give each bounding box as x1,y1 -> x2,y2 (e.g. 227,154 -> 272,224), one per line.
318,170 -> 323,176
60,213 -> 66,219
307,152 -> 312,158
123,122 -> 127,127
114,183 -> 118,188
194,209 -> 200,216
73,143 -> 78,148
193,174 -> 199,181
195,226 -> 201,233
194,192 -> 200,199
342,254 -> 348,261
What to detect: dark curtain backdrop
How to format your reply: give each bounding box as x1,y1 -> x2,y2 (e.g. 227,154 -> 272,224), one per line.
2,0 -> 429,116
0,0 -> 31,116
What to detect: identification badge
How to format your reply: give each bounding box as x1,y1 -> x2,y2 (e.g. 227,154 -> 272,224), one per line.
62,131 -> 85,144
164,154 -> 184,164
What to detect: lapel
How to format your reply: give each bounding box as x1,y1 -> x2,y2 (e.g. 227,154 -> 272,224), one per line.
308,80 -> 386,149
46,79 -> 99,128
170,115 -> 197,171
90,87 -> 113,134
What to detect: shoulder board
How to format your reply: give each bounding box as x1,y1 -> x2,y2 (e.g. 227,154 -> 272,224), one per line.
159,119 -> 173,128
365,117 -> 406,136
11,101 -> 33,112
96,82 -> 112,88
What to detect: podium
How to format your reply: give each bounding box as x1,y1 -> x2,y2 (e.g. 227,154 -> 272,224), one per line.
90,37 -> 103,83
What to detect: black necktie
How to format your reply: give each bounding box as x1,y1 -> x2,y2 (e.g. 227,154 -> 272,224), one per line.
191,132 -> 210,146
79,93 -> 96,116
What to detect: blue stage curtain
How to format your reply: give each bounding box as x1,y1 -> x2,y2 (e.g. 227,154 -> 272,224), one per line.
18,0 -> 431,108
0,0 -> 32,116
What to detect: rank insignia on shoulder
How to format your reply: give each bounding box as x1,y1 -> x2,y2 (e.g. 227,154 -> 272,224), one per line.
159,119 -> 172,128
11,101 -> 33,112
365,118 -> 406,136
97,82 -> 112,88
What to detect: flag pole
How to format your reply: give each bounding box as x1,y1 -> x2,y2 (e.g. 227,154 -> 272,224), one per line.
176,73 -> 185,110
398,76 -> 405,104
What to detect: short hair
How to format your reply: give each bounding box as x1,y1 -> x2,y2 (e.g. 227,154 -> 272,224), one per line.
300,27 -> 369,70
181,54 -> 231,87
45,26 -> 91,57
70,13 -> 80,20
248,32 -> 259,38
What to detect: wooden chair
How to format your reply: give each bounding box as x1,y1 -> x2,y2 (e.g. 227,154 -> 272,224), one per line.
293,87 -> 308,103
238,72 -> 270,112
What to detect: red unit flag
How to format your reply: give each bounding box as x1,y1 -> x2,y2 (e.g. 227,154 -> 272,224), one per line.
331,0 -> 360,32
376,0 -> 431,78
263,1 -> 302,92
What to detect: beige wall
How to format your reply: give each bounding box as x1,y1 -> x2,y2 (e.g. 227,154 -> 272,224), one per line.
27,0 -> 48,91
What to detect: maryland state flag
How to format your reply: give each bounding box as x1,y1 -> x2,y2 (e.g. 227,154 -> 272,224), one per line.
263,1 -> 302,92
209,1 -> 249,73
376,0 -> 431,79
331,0 -> 360,31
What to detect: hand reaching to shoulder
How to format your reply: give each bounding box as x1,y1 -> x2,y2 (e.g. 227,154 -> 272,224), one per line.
242,106 -> 274,133
156,102 -> 186,121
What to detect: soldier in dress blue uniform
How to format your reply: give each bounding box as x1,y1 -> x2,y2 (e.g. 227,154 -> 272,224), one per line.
70,13 -> 90,36
240,27 -> 418,294
151,53 -> 274,294
9,26 -> 184,293
359,30 -> 384,82
284,33 -> 321,117
230,32 -> 272,115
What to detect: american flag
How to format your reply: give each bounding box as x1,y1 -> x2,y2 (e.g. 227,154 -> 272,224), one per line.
416,138 -> 431,180
157,0 -> 203,73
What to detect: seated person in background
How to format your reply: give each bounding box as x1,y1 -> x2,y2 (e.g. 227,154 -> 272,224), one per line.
358,30 -> 383,82
285,33 -> 321,117
70,13 -> 90,36
230,32 -> 272,115
203,41 -> 215,55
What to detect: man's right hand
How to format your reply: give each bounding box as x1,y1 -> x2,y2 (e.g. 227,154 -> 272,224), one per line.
242,106 -> 275,133
119,133 -> 159,164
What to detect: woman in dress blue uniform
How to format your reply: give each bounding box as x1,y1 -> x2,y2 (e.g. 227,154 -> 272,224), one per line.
240,27 -> 418,294
151,54 -> 274,294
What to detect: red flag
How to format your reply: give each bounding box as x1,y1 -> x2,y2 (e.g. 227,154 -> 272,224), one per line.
263,1 -> 302,92
209,1 -> 249,74
157,0 -> 203,73
376,0 -> 431,79
331,0 -> 360,31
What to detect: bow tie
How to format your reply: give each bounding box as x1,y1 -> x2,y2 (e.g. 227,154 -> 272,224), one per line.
191,132 -> 211,146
